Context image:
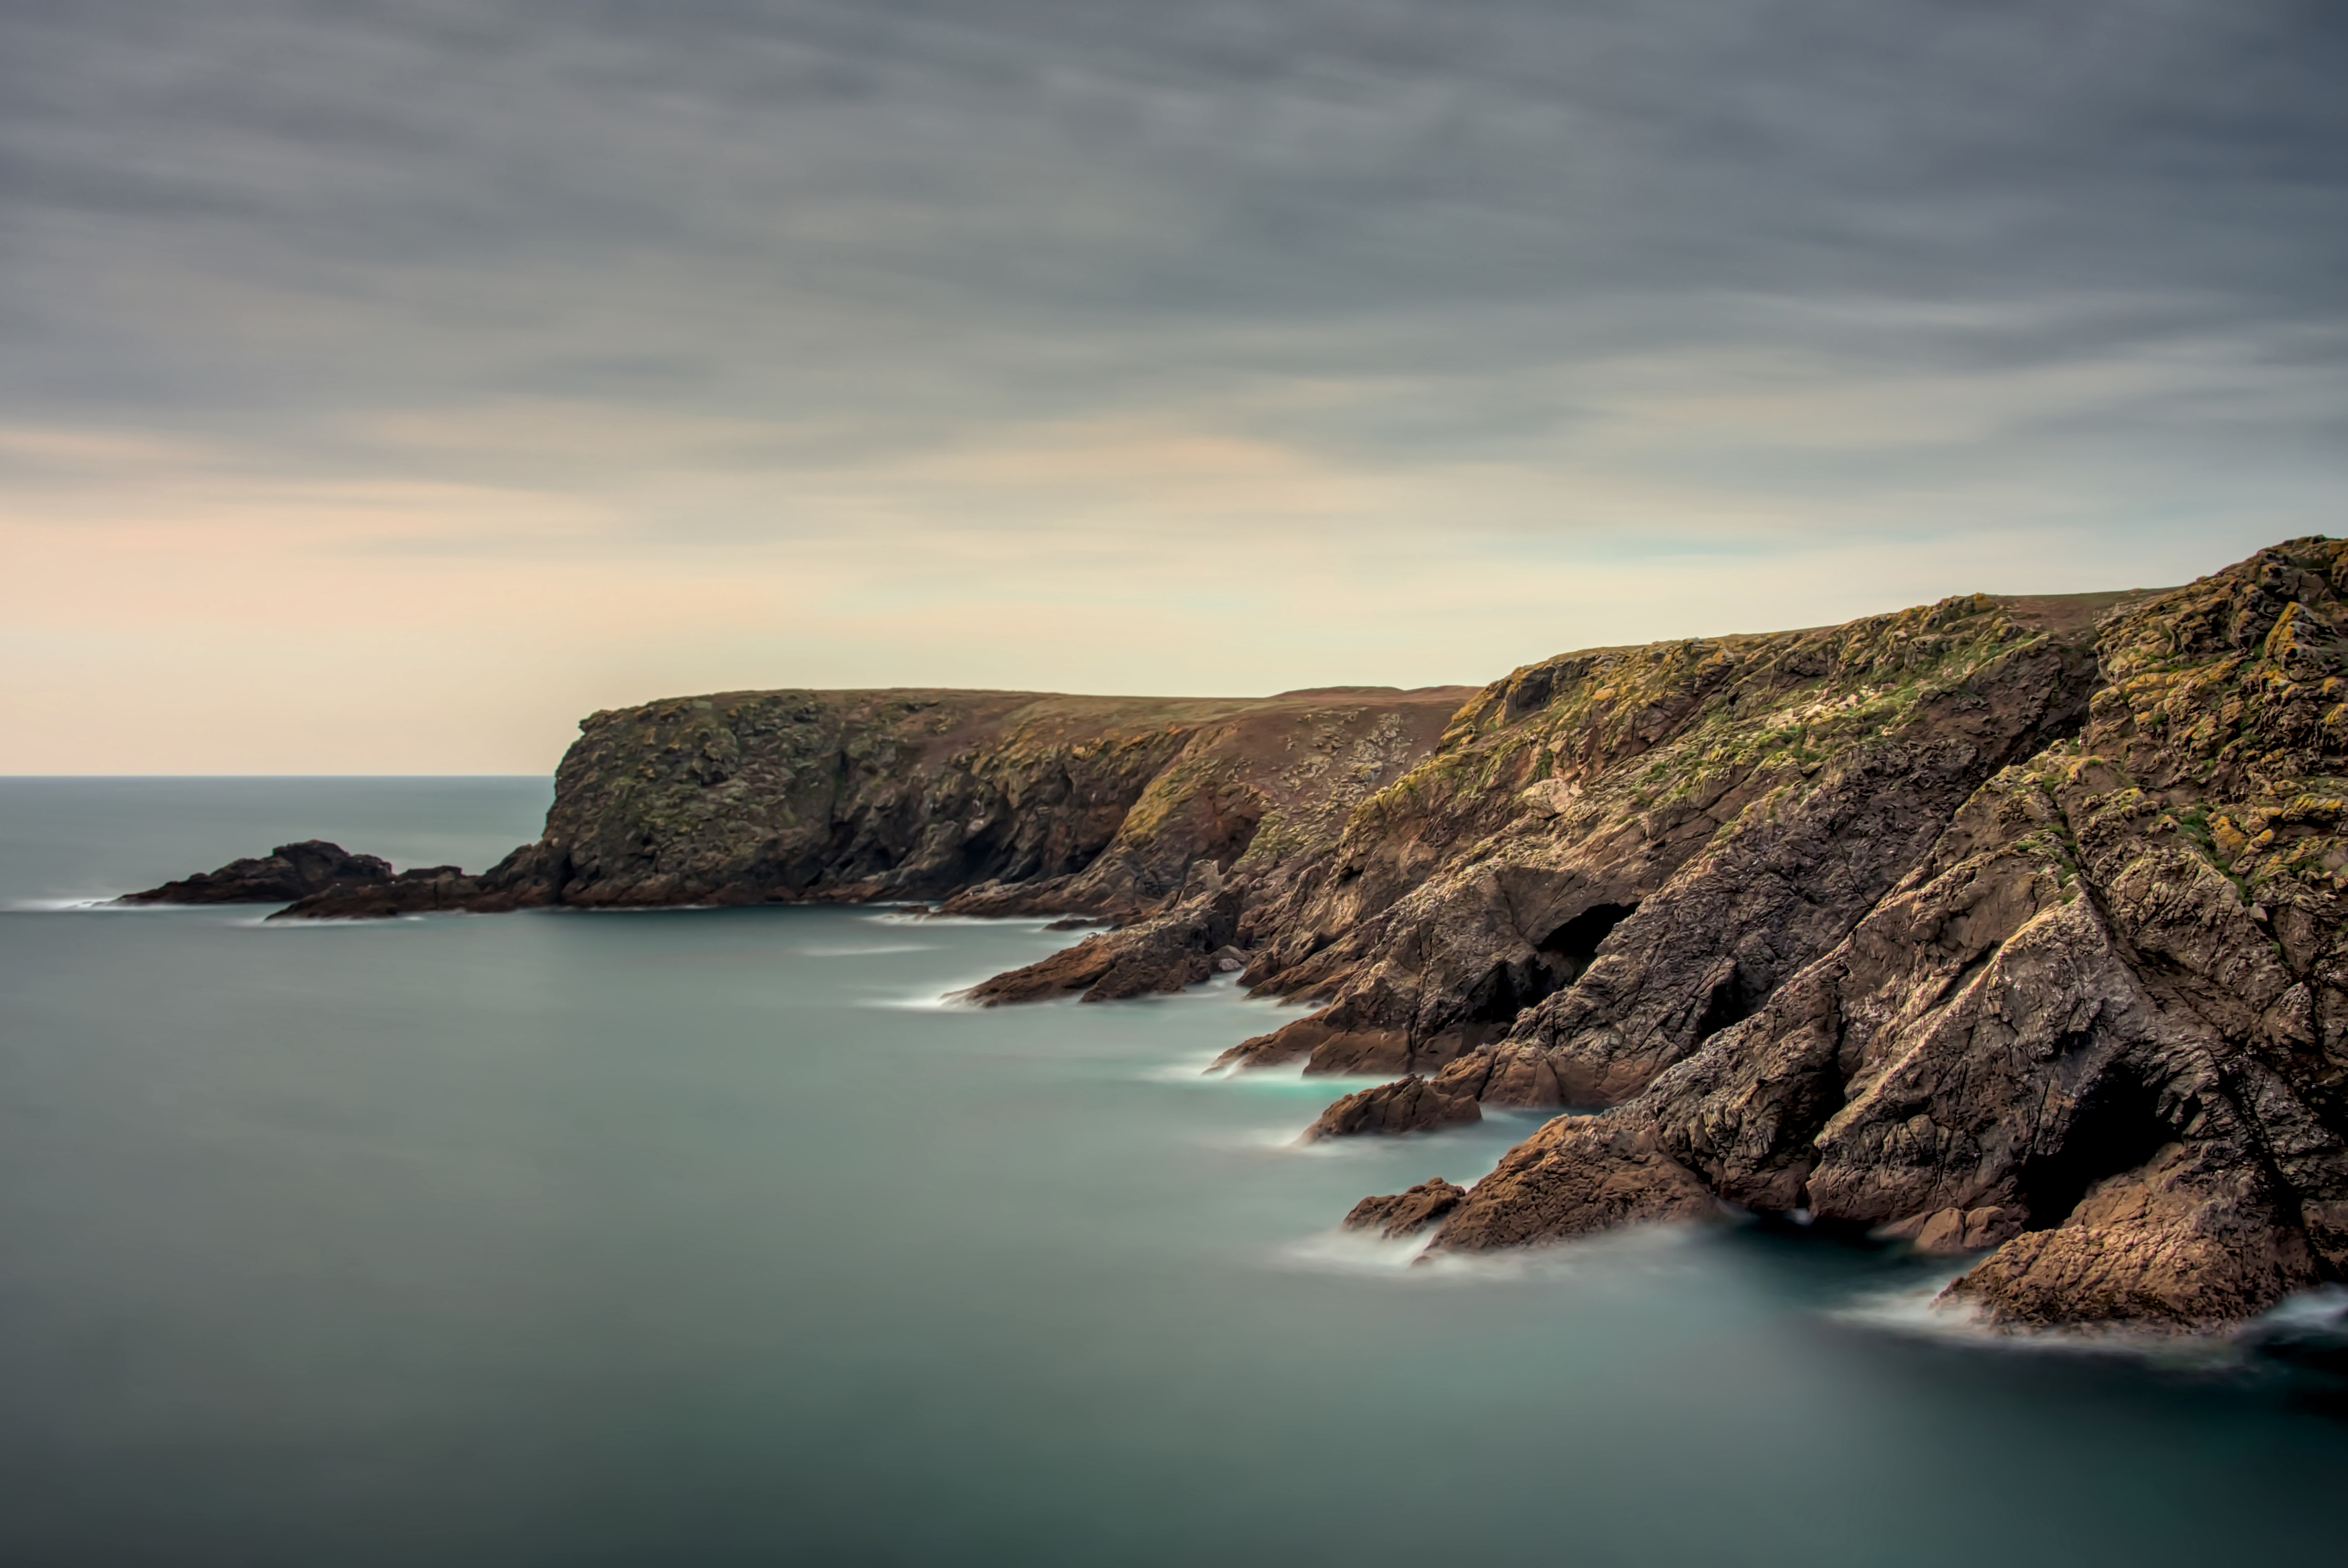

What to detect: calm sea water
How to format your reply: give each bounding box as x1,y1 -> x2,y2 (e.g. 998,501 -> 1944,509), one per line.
3,778 -> 2345,1567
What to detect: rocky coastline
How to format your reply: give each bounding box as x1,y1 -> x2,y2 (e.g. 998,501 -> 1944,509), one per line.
125,537 -> 2348,1337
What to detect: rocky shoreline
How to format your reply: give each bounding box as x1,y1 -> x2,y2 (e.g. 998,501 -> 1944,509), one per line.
124,537 -> 2348,1336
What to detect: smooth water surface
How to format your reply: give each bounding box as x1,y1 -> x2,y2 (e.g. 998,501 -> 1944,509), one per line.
3,779 -> 2345,1566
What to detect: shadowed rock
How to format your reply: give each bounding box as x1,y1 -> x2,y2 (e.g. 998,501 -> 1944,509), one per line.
117,841 -> 392,905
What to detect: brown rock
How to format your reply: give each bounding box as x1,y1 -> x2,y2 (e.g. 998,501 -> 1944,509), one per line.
1343,1178 -> 1469,1239
964,887 -> 1243,1004
1430,1115 -> 1723,1250
1943,1144 -> 2316,1332
1302,1076 -> 1481,1141
279,684 -> 1471,924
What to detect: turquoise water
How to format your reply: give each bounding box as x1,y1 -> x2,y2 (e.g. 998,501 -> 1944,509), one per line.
3,779 -> 2345,1566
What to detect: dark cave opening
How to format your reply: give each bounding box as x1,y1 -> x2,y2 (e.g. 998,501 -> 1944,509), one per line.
1537,903 -> 1638,970
2019,1071 -> 2178,1230
1692,962 -> 1768,1044
1458,903 -> 1642,1029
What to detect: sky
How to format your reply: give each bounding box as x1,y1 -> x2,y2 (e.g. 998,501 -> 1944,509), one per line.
3,0 -> 2345,773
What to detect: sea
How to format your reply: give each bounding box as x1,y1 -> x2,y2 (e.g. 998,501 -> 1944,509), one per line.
3,777 -> 2345,1566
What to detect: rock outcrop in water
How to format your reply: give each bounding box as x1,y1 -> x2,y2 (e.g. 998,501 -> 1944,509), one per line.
1302,1076 -> 1481,1141
129,537 -> 2348,1333
119,840 -> 395,905
1342,1178 -> 1469,1239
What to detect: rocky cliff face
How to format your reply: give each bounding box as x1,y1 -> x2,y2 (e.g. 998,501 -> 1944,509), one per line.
276,686 -> 1472,936
1197,589 -> 2109,1089
148,535 -> 2348,1334
1375,538 -> 2348,1333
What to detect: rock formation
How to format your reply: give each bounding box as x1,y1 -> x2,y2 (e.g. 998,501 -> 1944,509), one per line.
1301,1076 -> 1481,1141
1389,539 -> 2348,1334
1342,1178 -> 1469,1239
118,840 -> 394,905
125,537 -> 2348,1333
263,686 -> 1471,930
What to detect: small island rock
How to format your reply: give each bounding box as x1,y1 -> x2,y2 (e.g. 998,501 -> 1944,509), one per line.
117,841 -> 394,905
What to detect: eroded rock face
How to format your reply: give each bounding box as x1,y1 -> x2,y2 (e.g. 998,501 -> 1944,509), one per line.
1415,539 -> 2348,1332
1213,588 -> 2106,1088
118,841 -> 392,905
1343,1178 -> 1469,1239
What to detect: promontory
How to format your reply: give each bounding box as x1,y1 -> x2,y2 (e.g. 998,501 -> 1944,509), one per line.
128,536 -> 2348,1335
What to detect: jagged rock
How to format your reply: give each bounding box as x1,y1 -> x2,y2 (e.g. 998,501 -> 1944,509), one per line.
1302,1076 -> 1481,1141
1220,589 -> 2106,1089
1343,1178 -> 1468,1239
117,841 -> 392,905
1432,1115 -> 1724,1248
1411,539 -> 2348,1331
1941,1143 -> 2315,1331
964,887 -> 1244,1004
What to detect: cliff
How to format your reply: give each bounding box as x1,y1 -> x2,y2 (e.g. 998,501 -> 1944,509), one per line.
1327,538 -> 2348,1334
127,536 -> 2348,1334
259,685 -> 1473,932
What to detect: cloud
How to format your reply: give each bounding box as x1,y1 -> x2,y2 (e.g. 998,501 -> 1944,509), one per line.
1,0 -> 2344,768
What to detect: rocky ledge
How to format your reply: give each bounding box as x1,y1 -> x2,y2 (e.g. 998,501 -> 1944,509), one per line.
128,537 -> 2348,1335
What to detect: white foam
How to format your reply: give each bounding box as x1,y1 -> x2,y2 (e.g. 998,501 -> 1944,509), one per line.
1275,1221 -> 1704,1285
798,943 -> 940,958
1135,1054 -> 1237,1084
869,911 -> 1064,930
1828,1271 -> 2290,1366
1279,1227 -> 1436,1274
2250,1282 -> 2348,1333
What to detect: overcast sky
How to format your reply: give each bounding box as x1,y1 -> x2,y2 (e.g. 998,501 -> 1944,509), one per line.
5,0 -> 2344,771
